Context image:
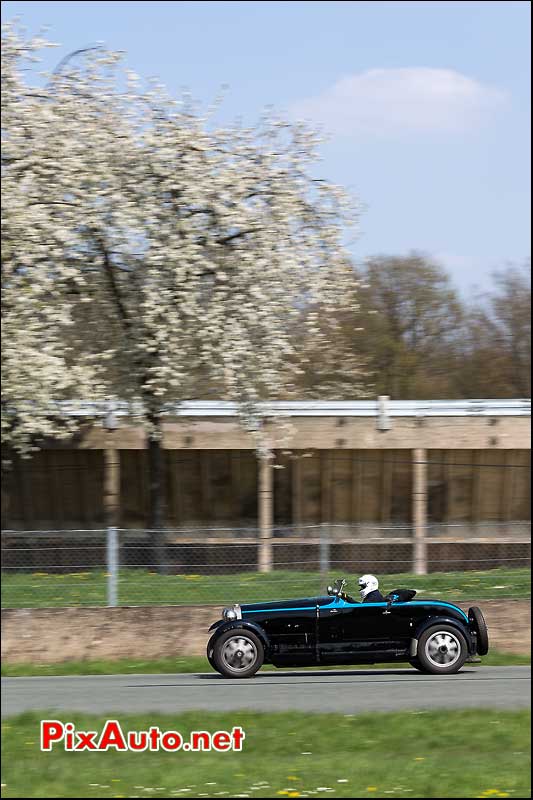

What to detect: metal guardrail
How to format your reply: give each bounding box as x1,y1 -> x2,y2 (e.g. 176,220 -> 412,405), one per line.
10,398 -> 531,418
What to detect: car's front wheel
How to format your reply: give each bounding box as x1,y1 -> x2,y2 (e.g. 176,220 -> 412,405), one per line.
212,629 -> 264,678
206,636 -> 216,671
416,625 -> 468,675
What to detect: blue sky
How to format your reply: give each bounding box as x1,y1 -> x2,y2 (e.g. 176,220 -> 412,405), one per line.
4,0 -> 531,293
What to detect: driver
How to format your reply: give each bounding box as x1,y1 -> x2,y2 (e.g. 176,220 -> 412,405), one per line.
358,574 -> 384,603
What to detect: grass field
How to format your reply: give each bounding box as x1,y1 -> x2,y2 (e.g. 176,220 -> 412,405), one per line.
1,567 -> 530,608
2,650 -> 530,677
1,709 -> 530,798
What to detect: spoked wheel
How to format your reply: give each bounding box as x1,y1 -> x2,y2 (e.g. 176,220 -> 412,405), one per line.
416,625 -> 468,675
212,629 -> 264,678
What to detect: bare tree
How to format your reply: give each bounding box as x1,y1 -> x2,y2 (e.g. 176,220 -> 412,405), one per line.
458,262 -> 531,398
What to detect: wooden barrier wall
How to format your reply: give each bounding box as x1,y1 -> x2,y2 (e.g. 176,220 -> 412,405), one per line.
2,449 -> 531,530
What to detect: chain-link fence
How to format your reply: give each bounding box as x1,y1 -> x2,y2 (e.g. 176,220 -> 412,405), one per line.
1,522 -> 530,608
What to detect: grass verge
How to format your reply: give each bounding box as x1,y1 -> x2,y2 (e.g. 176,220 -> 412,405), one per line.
2,650 -> 530,677
1,709 -> 530,798
1,567 -> 530,608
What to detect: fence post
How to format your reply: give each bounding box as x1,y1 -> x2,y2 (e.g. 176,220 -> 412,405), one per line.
377,395 -> 391,431
319,524 -> 331,587
104,447 -> 120,606
258,454 -> 273,573
106,525 -> 119,607
413,448 -> 428,575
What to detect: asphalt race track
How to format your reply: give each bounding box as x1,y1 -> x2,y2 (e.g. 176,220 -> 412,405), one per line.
1,667 -> 530,717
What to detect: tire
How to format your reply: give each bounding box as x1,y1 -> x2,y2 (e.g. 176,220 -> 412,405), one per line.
206,636 -> 216,671
468,607 -> 489,656
212,628 -> 264,679
416,625 -> 468,675
409,658 -> 431,673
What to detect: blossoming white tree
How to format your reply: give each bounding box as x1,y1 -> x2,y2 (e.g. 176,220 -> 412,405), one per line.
2,26 -> 364,551
1,29 -> 103,457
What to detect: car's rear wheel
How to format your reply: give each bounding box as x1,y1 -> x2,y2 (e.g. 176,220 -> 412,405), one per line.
416,625 -> 468,674
409,658 -> 431,673
212,629 -> 264,679
468,607 -> 489,656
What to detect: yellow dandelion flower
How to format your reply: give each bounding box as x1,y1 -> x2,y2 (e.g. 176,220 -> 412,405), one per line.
367,789 -> 378,793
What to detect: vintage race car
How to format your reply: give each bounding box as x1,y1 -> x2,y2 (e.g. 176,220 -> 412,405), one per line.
207,578 -> 489,678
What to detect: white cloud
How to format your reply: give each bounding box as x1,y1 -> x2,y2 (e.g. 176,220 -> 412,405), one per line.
291,68 -> 507,136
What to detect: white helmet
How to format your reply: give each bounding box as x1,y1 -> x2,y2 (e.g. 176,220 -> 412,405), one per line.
358,574 -> 379,600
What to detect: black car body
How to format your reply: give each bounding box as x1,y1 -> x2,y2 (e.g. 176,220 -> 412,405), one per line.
207,580 -> 489,678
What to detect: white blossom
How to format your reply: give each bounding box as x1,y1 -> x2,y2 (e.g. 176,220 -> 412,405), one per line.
2,24 -> 364,456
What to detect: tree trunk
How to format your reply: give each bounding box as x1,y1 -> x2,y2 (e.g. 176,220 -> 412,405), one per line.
147,414 -> 168,575
1,456 -> 13,531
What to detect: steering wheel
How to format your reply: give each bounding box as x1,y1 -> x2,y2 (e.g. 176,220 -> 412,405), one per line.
327,578 -> 348,599
336,578 -> 347,600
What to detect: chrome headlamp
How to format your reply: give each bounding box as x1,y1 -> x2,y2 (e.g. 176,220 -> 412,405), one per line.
222,604 -> 242,621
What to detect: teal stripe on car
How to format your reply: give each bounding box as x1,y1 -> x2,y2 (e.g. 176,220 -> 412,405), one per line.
406,601 -> 469,622
243,598 -> 469,622
244,606 -> 318,613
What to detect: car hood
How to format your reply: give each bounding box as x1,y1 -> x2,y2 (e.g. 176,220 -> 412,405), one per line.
240,597 -> 332,613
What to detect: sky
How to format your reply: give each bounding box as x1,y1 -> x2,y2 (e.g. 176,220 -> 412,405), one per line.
3,0 -> 531,294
